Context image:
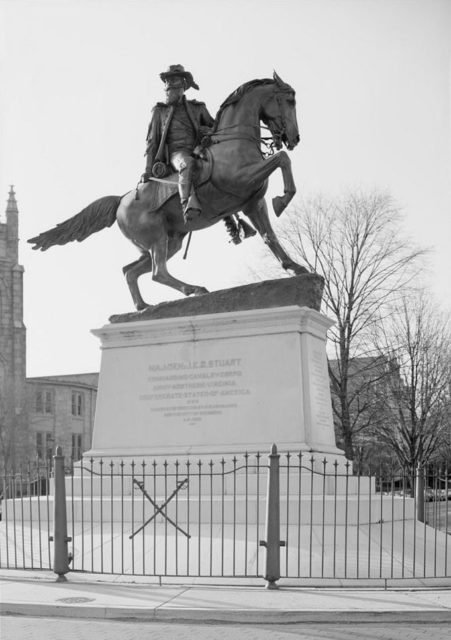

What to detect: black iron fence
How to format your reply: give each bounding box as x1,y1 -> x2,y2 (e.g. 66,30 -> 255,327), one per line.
0,446 -> 449,585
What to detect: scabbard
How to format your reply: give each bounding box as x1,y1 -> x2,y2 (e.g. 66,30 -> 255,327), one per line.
155,105 -> 174,162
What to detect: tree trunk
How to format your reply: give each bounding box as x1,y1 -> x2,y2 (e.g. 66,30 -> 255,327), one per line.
341,401 -> 354,460
342,430 -> 354,461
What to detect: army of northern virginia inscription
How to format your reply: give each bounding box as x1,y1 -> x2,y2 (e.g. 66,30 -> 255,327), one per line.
139,358 -> 251,425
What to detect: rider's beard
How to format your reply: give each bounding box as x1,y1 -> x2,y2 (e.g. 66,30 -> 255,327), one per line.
165,88 -> 184,105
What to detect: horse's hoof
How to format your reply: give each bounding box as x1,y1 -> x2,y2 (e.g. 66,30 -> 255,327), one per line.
192,286 -> 209,296
272,196 -> 286,217
283,262 -> 309,276
185,286 -> 209,296
294,266 -> 309,276
136,302 -> 153,311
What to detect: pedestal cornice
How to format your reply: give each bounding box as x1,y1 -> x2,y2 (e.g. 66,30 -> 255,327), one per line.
92,306 -> 334,349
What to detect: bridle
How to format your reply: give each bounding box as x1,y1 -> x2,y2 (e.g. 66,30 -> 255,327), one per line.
209,88 -> 296,157
261,88 -> 297,152
267,92 -> 290,150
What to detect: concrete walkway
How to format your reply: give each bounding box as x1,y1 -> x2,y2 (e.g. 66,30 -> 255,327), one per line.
1,569 -> 450,623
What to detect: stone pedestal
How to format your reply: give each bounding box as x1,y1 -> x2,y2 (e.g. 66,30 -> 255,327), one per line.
84,276 -> 345,466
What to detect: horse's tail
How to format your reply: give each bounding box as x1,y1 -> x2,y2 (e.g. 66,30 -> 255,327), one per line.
28,195 -> 122,251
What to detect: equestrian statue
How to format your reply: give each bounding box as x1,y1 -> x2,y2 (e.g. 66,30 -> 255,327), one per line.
28,66 -> 309,311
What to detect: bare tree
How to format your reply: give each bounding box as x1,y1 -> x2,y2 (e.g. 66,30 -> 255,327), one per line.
263,190 -> 426,460
372,293 -> 451,485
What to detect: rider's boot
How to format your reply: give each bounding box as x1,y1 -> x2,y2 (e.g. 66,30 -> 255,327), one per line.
185,191 -> 202,215
179,183 -> 202,224
179,159 -> 201,223
179,186 -> 202,224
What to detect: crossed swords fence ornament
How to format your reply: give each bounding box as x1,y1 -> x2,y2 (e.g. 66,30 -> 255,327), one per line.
129,477 -> 191,540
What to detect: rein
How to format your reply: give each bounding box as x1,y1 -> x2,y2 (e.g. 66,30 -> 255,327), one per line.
208,89 -> 290,157
209,124 -> 280,157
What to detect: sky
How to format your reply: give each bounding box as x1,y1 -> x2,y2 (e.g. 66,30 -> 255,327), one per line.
0,0 -> 450,377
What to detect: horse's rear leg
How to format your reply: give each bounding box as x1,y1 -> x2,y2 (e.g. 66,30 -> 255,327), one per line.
242,197 -> 308,275
122,252 -> 153,310
151,234 -> 209,297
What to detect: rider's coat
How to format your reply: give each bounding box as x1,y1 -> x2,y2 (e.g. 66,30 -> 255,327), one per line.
145,97 -> 215,167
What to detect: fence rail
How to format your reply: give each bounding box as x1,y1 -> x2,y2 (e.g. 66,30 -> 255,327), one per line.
1,447 -> 449,586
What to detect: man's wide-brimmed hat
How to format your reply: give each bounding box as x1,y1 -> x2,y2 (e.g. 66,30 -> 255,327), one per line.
160,64 -> 199,90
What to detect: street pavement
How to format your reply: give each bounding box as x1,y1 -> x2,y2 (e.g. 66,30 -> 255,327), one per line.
0,569 -> 450,626
2,616 -> 451,640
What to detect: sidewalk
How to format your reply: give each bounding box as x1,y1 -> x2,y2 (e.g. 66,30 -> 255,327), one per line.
1,569 -> 451,623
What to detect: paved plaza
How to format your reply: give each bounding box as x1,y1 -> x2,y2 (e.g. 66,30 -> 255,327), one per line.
1,569 -> 450,624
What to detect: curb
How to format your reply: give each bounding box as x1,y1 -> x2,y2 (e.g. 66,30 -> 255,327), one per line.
2,603 -> 451,623
1,569 -> 450,590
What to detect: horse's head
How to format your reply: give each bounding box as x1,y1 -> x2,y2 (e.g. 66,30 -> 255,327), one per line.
260,72 -> 300,151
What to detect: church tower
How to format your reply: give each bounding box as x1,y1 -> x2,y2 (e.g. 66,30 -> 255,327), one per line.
0,186 -> 27,469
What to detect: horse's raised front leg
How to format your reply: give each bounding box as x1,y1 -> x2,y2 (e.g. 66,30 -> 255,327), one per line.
122,252 -> 153,311
150,231 -> 209,297
242,197 -> 309,276
240,150 -> 296,217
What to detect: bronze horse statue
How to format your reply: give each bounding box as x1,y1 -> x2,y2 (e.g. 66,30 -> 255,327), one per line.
29,72 -> 308,310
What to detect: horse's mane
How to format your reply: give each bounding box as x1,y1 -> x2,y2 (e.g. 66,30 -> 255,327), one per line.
213,78 -> 291,128
220,78 -> 275,110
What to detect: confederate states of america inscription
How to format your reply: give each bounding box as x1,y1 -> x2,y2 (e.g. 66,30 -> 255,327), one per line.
140,358 -> 252,426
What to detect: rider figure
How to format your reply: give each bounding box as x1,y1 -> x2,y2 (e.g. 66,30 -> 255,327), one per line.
142,64 -> 215,222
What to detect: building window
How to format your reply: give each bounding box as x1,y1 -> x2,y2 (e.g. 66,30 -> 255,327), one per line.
36,431 -> 53,460
71,434 -> 83,461
44,390 -> 53,413
35,391 -> 43,413
35,389 -> 53,414
71,391 -> 83,417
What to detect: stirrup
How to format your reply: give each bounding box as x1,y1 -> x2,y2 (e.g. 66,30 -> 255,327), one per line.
186,193 -> 202,213
183,197 -> 201,224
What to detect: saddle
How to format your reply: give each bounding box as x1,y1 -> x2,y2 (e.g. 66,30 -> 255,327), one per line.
137,151 -> 213,212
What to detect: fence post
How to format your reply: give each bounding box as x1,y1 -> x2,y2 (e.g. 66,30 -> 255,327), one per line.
51,446 -> 72,581
416,464 -> 425,523
260,444 -> 285,589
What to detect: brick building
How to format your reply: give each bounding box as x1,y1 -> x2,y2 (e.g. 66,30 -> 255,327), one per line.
26,373 -> 98,465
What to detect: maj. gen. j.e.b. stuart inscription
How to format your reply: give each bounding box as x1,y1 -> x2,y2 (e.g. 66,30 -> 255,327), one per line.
141,358 -> 251,427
